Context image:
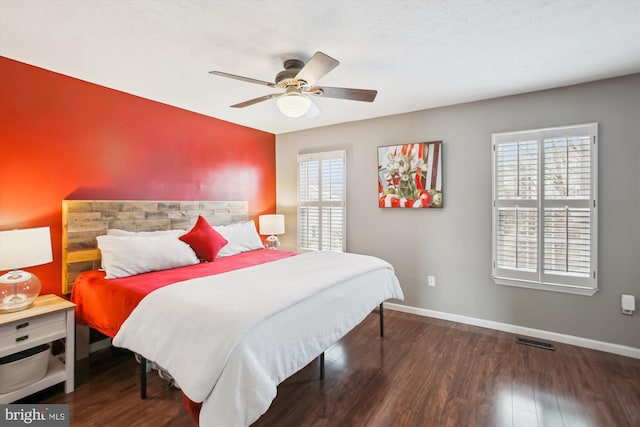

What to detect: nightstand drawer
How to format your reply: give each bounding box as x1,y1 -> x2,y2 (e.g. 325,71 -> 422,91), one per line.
0,312 -> 65,350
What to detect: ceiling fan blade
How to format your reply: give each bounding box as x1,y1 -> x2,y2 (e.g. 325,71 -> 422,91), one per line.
231,93 -> 281,108
311,86 -> 378,102
295,52 -> 339,86
209,71 -> 275,87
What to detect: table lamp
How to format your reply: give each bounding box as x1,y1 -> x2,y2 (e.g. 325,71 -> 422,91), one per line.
0,226 -> 53,313
259,215 -> 285,249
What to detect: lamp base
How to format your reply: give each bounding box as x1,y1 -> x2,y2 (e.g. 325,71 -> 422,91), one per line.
265,235 -> 281,250
0,270 -> 41,313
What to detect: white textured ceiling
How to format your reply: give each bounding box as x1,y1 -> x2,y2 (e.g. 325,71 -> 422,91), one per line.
1,0 -> 639,134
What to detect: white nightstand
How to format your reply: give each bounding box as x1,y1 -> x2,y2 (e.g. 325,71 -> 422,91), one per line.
0,294 -> 75,403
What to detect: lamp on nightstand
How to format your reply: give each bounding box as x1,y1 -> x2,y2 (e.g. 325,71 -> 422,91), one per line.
0,227 -> 53,313
258,215 -> 285,249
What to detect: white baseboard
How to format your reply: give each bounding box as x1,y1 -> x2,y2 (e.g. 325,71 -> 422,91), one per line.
384,302 -> 640,359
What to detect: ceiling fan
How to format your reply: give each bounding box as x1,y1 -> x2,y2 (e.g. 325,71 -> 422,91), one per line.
209,52 -> 377,118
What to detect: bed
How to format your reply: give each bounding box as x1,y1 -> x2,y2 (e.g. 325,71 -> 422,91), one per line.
63,200 -> 404,426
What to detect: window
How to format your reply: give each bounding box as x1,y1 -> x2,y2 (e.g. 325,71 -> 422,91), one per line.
297,150 -> 346,252
492,123 -> 598,295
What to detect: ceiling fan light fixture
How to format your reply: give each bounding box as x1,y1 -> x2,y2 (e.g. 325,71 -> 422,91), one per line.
277,88 -> 311,118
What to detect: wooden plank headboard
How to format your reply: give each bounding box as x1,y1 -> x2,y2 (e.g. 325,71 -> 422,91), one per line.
61,200 -> 249,294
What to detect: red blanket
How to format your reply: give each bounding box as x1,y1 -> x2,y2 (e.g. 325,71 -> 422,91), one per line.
71,249 -> 298,338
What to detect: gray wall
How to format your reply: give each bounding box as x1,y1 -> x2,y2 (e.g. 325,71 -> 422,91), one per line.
276,74 -> 640,349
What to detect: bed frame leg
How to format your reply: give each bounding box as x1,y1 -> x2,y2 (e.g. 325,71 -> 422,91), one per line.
318,301 -> 384,381
140,356 -> 147,399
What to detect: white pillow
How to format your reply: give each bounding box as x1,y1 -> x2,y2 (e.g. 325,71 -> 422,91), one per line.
97,235 -> 199,279
213,221 -> 264,257
107,229 -> 185,237
100,230 -> 186,270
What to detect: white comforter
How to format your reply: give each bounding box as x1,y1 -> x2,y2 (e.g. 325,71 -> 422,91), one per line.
113,251 -> 404,426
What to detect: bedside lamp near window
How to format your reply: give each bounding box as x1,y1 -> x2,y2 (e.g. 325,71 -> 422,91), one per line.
0,227 -> 53,313
259,215 -> 285,249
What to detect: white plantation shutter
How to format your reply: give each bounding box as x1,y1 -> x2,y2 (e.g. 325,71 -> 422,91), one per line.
496,207 -> 538,273
297,150 -> 346,251
492,123 -> 597,295
495,140 -> 538,200
543,208 -> 591,276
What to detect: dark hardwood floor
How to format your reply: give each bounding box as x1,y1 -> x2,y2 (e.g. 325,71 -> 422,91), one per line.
25,310 -> 640,426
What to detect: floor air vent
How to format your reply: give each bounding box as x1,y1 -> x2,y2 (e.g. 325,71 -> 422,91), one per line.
516,337 -> 555,351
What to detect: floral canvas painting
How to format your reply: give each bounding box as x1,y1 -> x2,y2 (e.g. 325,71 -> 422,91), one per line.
378,141 -> 443,208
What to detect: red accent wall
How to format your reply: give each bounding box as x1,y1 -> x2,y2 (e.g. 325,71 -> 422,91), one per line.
0,57 -> 276,296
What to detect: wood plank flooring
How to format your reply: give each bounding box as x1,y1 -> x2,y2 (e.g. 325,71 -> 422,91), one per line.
24,310 -> 640,426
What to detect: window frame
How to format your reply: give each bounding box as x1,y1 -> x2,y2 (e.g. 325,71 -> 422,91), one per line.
491,123 -> 598,296
297,150 -> 347,252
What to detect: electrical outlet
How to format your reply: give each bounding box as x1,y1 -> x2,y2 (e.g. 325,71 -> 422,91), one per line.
428,276 -> 436,287
621,294 -> 635,315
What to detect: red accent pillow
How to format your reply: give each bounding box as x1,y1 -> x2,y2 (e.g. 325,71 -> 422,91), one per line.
179,216 -> 228,262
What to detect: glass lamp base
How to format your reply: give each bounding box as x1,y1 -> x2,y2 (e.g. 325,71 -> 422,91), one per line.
0,270 -> 40,313
265,235 -> 281,250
